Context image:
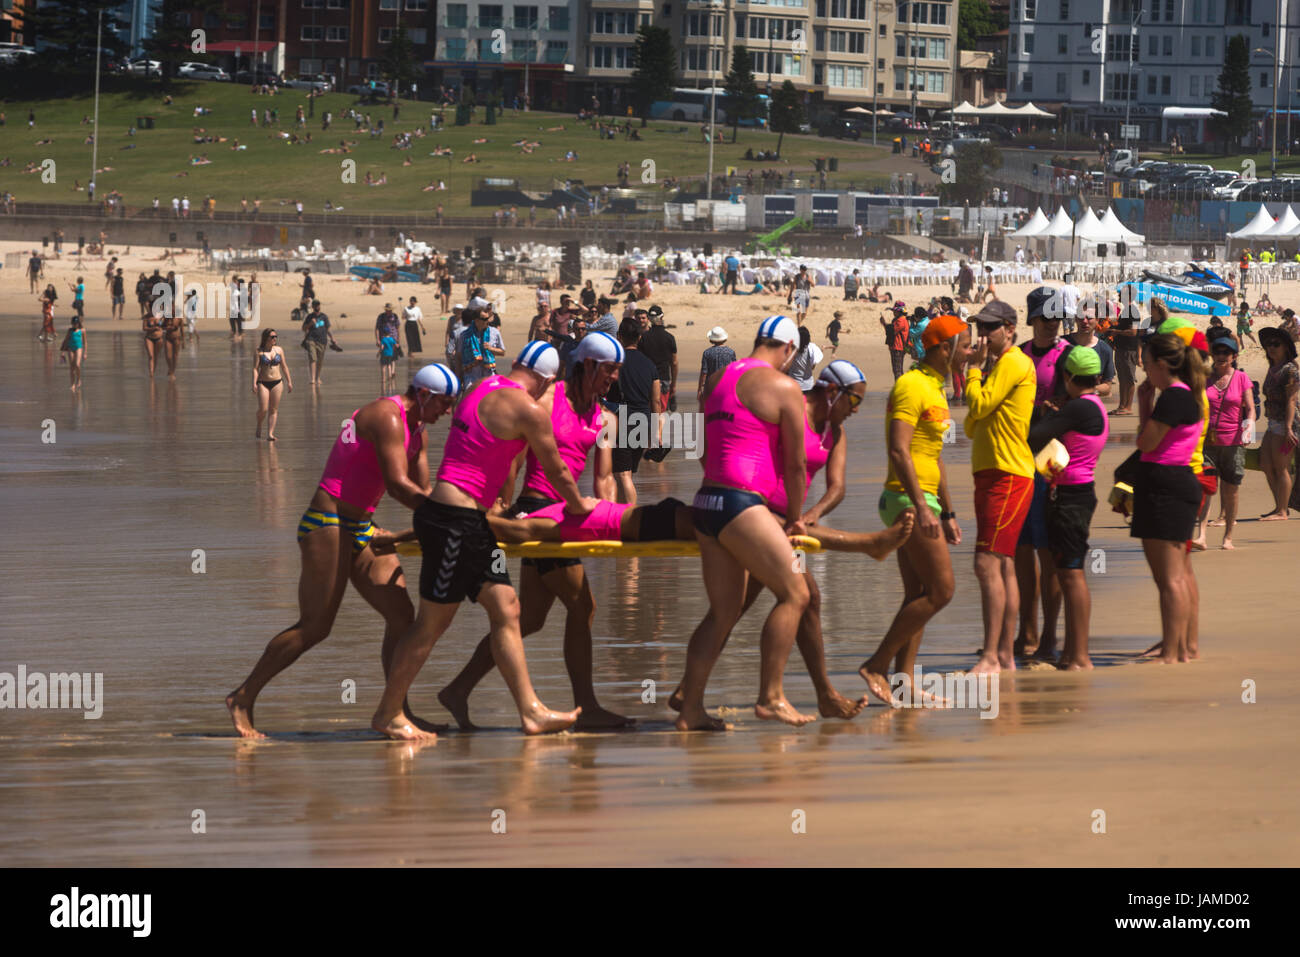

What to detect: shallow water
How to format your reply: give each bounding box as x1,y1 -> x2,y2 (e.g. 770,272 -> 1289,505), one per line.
0,324 -> 1158,865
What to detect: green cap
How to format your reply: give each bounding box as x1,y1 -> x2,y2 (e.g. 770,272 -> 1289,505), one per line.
1157,315 -> 1194,335
1065,346 -> 1102,376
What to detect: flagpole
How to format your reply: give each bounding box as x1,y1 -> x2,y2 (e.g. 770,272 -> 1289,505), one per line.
91,10 -> 102,204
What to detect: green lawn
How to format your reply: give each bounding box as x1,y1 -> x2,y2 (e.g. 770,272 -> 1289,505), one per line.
0,81 -> 897,216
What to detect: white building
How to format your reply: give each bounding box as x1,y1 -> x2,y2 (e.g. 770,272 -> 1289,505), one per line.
1005,0 -> 1296,144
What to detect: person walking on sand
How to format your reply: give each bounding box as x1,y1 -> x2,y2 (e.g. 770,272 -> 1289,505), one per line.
1202,337 -> 1253,547
301,299 -> 337,386
787,264 -> 814,324
226,365 -> 461,738
61,317 -> 86,391
253,328 -> 293,441
858,314 -> 970,705
880,301 -> 910,380
403,296 -> 427,356
370,343 -> 595,740
1258,326 -> 1300,520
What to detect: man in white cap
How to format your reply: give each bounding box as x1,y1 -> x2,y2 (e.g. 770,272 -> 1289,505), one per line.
372,342 -> 598,740
697,326 -> 736,401
677,315 -> 815,730
227,363 -> 462,738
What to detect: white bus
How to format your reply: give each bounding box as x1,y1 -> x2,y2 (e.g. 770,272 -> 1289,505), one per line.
649,88 -> 769,127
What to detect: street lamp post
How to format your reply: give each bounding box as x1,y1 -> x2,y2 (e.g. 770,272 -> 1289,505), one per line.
706,2 -> 721,200
1272,0 -> 1281,179
1123,6 -> 1138,148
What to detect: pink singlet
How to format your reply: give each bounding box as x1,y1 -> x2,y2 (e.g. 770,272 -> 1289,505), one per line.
318,396 -> 423,512
1021,339 -> 1069,408
530,500 -> 630,541
768,411 -> 833,516
522,379 -> 603,500
1141,381 -> 1202,466
701,357 -> 782,501
435,374 -> 528,508
1057,393 -> 1110,485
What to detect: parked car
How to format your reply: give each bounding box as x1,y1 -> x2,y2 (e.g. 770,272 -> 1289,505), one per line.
179,62 -> 230,81
817,119 -> 861,140
124,58 -> 162,75
285,73 -> 333,92
347,80 -> 391,97
234,70 -> 282,86
1215,177 -> 1251,200
975,122 -> 1015,142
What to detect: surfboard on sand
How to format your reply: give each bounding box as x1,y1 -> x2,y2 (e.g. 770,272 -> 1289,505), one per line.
348,265 -> 422,283
1116,281 -> 1231,318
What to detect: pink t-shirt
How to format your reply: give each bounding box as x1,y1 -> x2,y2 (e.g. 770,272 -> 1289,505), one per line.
1206,370 -> 1251,446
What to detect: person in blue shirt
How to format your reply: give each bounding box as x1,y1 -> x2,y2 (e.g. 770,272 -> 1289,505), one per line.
378,334 -> 398,387
68,276 -> 86,318
722,252 -> 741,294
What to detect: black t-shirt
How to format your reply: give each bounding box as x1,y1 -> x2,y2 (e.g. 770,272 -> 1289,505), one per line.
303,312 -> 331,344
302,276 -> 314,299
1113,310 -> 1140,352
1151,386 -> 1202,428
638,326 -> 677,380
827,318 -> 842,341
606,348 -> 657,412
580,287 -> 596,308
1028,395 -> 1106,453
112,274 -> 124,296
28,256 -> 41,274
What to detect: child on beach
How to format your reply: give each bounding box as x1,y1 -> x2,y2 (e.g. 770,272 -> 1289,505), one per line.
378,333 -> 398,387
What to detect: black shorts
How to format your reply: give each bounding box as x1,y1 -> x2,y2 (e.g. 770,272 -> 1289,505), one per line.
1046,482 -> 1097,570
612,443 -> 645,474
415,499 -> 511,604
513,493 -> 581,576
1130,462 -> 1201,542
691,486 -> 766,537
635,497 -> 686,541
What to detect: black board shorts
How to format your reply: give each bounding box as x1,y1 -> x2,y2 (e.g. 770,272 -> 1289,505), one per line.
416,499 -> 511,604
1046,482 -> 1097,570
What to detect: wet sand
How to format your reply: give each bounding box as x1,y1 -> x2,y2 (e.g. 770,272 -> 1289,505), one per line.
2,243 -> 1298,866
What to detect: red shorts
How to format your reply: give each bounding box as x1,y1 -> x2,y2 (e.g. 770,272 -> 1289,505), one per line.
973,469 -> 1034,556
1186,469 -> 1219,552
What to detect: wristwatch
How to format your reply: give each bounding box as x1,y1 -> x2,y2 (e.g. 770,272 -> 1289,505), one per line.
940,510 -> 957,520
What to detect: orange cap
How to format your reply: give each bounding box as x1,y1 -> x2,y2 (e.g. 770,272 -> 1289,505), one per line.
922,314 -> 968,350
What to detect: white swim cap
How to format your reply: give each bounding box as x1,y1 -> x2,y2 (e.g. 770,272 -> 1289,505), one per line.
818,359 -> 866,389
516,340 -> 560,378
573,331 -> 625,364
411,363 -> 460,395
757,315 -> 800,346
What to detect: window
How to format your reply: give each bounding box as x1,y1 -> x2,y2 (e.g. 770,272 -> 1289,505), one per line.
1025,0 -> 1036,18
1147,35 -> 1156,56
301,25 -> 324,40
1190,75 -> 1200,96
1022,71 -> 1032,92
514,6 -> 539,30
1261,71 -> 1270,88
548,4 -> 568,29
326,0 -> 347,8
479,5 -> 503,29
302,0 -> 323,7
593,10 -> 637,33
545,39 -> 568,62
830,30 -> 864,53
1060,0 -> 1068,16
1264,22 -> 1271,38
1058,34 -> 1067,54
1162,75 -> 1170,94
815,28 -> 825,50
1206,37 -> 1215,57
204,12 -> 221,28
1010,34 -> 1018,54
479,38 -> 501,60
1056,71 -> 1066,93
1082,68 -> 1090,84
590,46 -> 633,69
444,37 -> 467,59
445,4 -> 468,28
1162,35 -> 1171,55
1164,0 -> 1173,18
1207,0 -> 1216,19
1147,74 -> 1156,95
879,23 -> 887,36
1025,32 -> 1034,53
379,0 -> 396,8
405,0 -> 427,8
814,63 -> 824,83
511,40 -> 536,60
1192,0 -> 1202,19
1191,36 -> 1201,56
367,61 -> 381,78
259,13 -> 275,29
408,28 -> 427,44
326,25 -> 347,41
379,27 -> 394,42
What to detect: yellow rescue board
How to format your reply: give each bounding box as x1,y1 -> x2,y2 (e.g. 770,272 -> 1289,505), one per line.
396,535 -> 825,559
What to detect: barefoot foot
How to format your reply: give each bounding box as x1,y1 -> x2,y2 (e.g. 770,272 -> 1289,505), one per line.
520,701 -> 580,735
968,654 -> 1003,676
857,665 -> 895,706
754,698 -> 818,726
817,689 -> 868,719
225,692 -> 266,739
674,705 -> 729,731
574,705 -> 637,730
1221,538 -> 1235,550
436,686 -> 479,730
862,512 -> 915,560
371,714 -> 438,741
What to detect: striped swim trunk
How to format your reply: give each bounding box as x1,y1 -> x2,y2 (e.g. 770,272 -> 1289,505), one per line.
297,508 -> 376,554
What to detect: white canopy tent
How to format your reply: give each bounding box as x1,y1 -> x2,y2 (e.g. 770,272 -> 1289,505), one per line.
1009,207 -> 1051,238
1071,207 -> 1109,242
1014,102 -> 1057,118
1228,205 -> 1278,239
1099,208 -> 1146,246
844,106 -> 873,116
948,101 -> 980,116
977,101 -> 1019,117
1041,206 -> 1078,238
1260,205 -> 1300,238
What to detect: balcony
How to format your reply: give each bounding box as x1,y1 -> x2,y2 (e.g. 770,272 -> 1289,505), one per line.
442,16 -> 468,28
547,17 -> 570,31
477,16 -> 504,29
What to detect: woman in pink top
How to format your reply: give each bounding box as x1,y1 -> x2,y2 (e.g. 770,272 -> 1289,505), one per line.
672,359 -> 914,722
1134,334 -> 1207,664
678,315 -> 816,732
1203,337 -> 1254,548
439,333 -> 626,732
226,364 -> 459,739
372,342 -> 598,741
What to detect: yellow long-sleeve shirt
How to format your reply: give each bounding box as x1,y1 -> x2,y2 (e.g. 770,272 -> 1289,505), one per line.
964,347 -> 1036,477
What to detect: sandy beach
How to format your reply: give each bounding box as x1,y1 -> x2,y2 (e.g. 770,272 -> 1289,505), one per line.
2,237 -> 1298,866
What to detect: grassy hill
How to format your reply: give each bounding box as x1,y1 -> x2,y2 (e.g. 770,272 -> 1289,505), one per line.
0,80 -> 897,218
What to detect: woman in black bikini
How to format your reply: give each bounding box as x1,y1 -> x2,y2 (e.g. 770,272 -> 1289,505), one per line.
437,266 -> 452,313
142,288 -> 164,377
161,290 -> 185,380
253,328 -> 293,440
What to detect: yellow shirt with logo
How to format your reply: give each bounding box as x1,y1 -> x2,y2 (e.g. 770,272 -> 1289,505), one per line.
964,347 -> 1036,477
885,363 -> 949,495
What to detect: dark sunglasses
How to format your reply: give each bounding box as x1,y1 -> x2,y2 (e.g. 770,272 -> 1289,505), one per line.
838,389 -> 863,408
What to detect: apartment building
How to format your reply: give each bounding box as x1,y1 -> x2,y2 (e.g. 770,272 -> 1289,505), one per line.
432,0 -> 959,115
1005,0 -> 1296,141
